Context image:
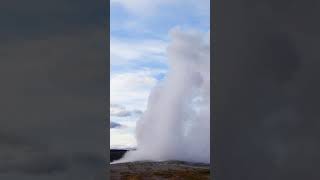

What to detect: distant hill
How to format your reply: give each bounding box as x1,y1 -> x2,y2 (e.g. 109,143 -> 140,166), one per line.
110,149 -> 128,162
110,161 -> 210,180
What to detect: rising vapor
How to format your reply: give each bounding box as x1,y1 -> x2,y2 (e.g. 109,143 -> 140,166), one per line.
115,27 -> 210,164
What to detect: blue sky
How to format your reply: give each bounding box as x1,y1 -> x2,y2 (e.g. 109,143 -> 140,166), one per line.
110,0 -> 210,149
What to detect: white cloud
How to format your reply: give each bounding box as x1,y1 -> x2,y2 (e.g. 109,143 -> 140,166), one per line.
110,104 -> 131,117
110,68 -> 165,111
110,37 -> 168,150
111,0 -> 174,16
111,0 -> 210,17
110,37 -> 167,66
111,104 -> 143,117
110,128 -> 137,149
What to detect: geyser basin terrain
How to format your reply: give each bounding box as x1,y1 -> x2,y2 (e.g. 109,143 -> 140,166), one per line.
110,161 -> 210,180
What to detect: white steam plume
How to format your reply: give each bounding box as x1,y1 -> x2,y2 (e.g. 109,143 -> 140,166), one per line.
115,27 -> 210,164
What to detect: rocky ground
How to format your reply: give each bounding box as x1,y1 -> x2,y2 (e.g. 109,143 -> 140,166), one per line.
110,161 -> 210,180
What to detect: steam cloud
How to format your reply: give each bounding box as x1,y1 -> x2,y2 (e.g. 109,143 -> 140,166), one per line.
115,28 -> 210,164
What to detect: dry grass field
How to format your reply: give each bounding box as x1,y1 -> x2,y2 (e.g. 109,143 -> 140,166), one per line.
110,161 -> 210,180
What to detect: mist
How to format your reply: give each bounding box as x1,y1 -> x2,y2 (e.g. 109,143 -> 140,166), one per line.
115,27 -> 210,164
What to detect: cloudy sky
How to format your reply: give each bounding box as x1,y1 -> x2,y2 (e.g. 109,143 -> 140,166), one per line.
110,0 -> 210,149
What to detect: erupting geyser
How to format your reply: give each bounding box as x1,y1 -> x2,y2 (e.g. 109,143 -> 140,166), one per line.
115,27 -> 210,164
